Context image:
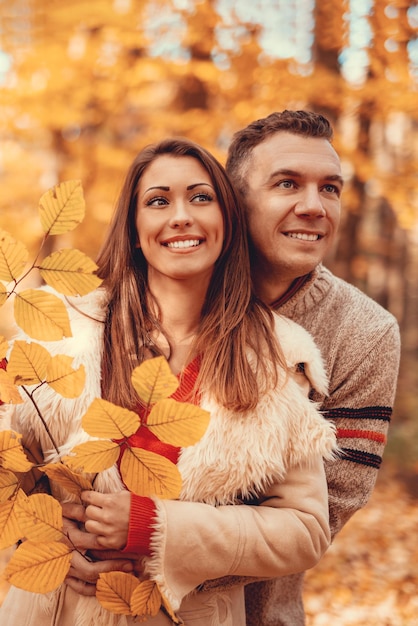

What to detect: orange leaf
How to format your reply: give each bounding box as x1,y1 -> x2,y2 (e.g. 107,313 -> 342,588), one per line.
4,540 -> 72,593
39,248 -> 101,296
0,468 -> 20,503
96,571 -> 140,616
62,439 -> 119,473
81,398 -> 139,439
40,463 -> 93,498
0,490 -> 24,550
0,282 -> 8,307
16,493 -> 63,542
0,431 -> 33,472
0,230 -> 29,282
131,357 -> 179,406
38,180 -> 85,236
0,370 -> 24,404
130,579 -> 162,619
7,340 -> 51,386
0,335 -> 9,360
14,289 -> 72,341
119,447 -> 182,498
45,355 -> 85,398
148,398 -> 210,447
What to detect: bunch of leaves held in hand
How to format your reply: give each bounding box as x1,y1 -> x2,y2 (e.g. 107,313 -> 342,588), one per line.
0,180 -> 209,622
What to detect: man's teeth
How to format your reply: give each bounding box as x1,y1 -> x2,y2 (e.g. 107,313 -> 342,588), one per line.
287,233 -> 319,241
166,239 -> 201,249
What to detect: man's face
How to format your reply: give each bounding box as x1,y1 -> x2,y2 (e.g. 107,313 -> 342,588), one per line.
243,132 -> 343,302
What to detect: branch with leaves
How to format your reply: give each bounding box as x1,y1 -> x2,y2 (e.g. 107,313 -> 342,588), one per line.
0,181 -> 210,622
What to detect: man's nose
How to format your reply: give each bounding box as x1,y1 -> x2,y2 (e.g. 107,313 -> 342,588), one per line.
294,187 -> 326,217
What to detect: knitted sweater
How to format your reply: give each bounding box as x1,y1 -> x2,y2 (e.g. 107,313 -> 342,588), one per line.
244,264 -> 401,626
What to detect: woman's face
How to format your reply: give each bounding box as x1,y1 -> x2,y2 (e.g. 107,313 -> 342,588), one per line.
136,155 -> 224,286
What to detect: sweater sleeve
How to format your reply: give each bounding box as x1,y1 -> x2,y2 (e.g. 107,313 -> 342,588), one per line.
322,321 -> 400,537
143,455 -> 330,611
123,494 -> 157,556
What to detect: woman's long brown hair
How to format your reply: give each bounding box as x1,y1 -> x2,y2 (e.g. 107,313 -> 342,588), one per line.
96,138 -> 285,412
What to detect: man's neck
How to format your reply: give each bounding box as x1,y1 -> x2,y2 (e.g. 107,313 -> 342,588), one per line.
268,274 -> 311,308
253,271 -> 293,306
255,273 -> 311,308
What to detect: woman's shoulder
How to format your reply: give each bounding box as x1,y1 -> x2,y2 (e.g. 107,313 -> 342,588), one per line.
272,312 -> 328,396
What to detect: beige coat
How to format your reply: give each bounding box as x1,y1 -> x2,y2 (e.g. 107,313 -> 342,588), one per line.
0,289 -> 336,626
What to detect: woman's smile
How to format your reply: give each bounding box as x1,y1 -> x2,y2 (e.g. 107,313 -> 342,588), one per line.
162,236 -> 205,250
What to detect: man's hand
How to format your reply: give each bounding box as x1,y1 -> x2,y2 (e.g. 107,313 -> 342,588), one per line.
65,550 -> 137,596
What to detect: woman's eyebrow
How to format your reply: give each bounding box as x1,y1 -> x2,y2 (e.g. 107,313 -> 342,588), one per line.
144,185 -> 170,193
186,182 -> 214,190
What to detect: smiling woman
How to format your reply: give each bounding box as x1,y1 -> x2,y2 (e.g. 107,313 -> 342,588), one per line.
0,137 -> 337,626
135,154 -> 224,291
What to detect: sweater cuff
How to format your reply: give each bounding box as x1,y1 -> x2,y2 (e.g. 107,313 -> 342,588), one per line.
123,494 -> 157,556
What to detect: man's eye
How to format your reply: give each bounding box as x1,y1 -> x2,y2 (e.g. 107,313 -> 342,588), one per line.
276,180 -> 295,189
323,184 -> 339,194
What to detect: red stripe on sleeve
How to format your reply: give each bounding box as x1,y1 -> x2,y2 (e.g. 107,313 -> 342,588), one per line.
337,428 -> 386,444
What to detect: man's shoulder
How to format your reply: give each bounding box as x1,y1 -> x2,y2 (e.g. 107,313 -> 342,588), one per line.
317,265 -> 398,326
278,265 -> 400,356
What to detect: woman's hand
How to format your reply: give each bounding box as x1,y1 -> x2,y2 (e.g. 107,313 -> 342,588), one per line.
61,501 -> 139,597
81,490 -> 131,550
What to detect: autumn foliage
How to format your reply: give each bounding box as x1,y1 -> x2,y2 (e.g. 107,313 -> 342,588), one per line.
0,181 -> 209,621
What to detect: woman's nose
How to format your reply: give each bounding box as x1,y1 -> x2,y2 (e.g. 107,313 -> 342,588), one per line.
169,202 -> 194,228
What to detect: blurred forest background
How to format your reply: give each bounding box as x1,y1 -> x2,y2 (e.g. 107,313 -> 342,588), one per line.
0,0 -> 417,623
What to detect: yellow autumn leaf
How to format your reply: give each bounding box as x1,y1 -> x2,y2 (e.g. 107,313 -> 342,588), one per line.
40,463 -> 93,498
0,282 -> 8,307
148,399 -> 210,447
14,289 -> 72,341
97,571 -> 139,616
131,356 -> 179,406
16,493 -> 63,542
0,431 -> 33,472
7,340 -> 51,385
0,498 -> 22,550
120,447 -> 182,498
81,398 -> 139,439
38,179 -> 85,236
0,369 -> 24,404
39,248 -> 102,296
130,579 -> 162,619
45,355 -> 85,398
0,468 -> 20,503
0,335 -> 8,360
4,540 -> 73,593
0,229 -> 29,282
62,439 -> 120,473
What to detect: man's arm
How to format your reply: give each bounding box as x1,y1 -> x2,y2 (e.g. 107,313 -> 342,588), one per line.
321,323 -> 401,537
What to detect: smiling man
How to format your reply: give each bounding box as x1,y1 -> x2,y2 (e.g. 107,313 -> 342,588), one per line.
226,110 -> 401,626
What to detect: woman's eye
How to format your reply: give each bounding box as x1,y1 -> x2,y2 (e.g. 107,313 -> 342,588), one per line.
191,193 -> 213,203
146,197 -> 168,207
